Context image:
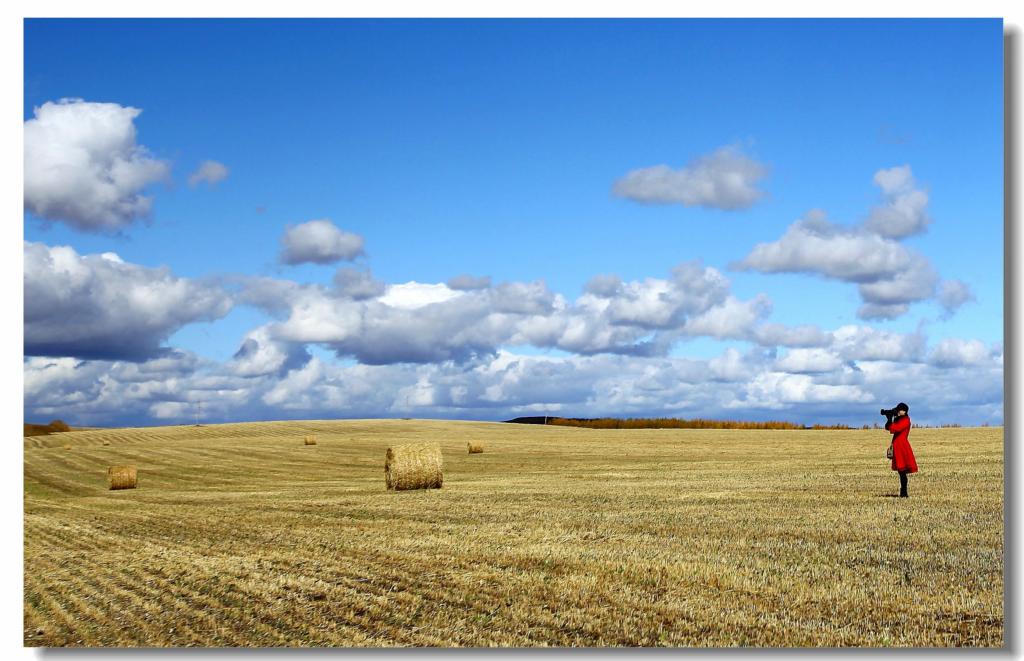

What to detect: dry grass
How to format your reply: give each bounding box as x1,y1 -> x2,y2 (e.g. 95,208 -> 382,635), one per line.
467,442 -> 483,454
23,420 -> 1002,647
107,465 -> 137,490
304,435 -> 317,446
385,441 -> 443,490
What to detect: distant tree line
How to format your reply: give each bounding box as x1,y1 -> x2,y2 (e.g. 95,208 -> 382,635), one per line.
24,419 -> 71,436
505,417 -> 986,430
541,417 -> 848,430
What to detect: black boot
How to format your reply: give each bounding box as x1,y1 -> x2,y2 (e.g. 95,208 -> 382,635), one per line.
899,471 -> 909,498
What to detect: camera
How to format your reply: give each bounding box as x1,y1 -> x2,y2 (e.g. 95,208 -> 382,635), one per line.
880,403 -> 908,420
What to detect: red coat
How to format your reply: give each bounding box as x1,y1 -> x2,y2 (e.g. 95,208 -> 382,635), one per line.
886,415 -> 918,473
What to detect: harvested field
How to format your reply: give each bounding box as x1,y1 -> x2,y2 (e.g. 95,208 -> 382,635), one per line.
23,419 -> 1003,647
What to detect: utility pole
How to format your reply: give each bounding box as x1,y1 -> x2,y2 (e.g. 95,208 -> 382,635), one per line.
194,400 -> 202,426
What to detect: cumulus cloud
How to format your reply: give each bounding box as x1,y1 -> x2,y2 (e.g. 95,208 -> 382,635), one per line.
682,294 -> 772,340
333,268 -> 386,300
732,165 -> 964,319
855,256 -> 938,319
229,326 -> 310,377
774,348 -> 843,374
26,339 -> 1003,428
752,323 -> 832,348
739,210 -> 917,282
447,274 -> 492,291
584,274 -> 623,297
863,165 -> 930,238
829,325 -> 926,362
613,145 -> 768,210
928,338 -> 996,367
738,371 -> 873,409
937,279 -> 975,317
24,241 -> 232,360
580,261 -> 731,330
24,351 -> 207,425
280,219 -> 364,265
378,282 -> 465,310
188,160 -> 229,187
738,210 -> 939,320
24,98 -> 170,231
236,261 -> 789,365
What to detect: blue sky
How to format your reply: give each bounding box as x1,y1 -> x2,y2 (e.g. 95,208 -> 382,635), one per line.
23,19 -> 1004,427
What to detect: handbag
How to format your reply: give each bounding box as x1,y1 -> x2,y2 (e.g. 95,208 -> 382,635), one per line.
886,442 -> 894,460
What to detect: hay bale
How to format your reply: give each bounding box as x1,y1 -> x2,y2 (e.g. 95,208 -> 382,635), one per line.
102,440 -> 111,446
304,435 -> 317,446
385,442 -> 443,491
467,442 -> 484,454
107,465 -> 137,490
62,444 -> 72,450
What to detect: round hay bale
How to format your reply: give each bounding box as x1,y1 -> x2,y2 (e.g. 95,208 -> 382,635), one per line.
107,465 -> 137,490
467,442 -> 484,454
304,435 -> 317,446
102,440 -> 111,446
62,444 -> 72,450
385,442 -> 443,491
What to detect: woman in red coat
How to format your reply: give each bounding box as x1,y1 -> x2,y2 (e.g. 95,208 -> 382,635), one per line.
885,402 -> 917,497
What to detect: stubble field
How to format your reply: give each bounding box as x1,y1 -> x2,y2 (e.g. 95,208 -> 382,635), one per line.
23,419 -> 1003,647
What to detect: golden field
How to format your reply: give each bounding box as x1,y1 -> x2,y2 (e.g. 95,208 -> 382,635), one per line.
23,419 -> 1003,647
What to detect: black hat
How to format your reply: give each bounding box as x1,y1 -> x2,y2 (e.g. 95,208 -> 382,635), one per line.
896,402 -> 909,414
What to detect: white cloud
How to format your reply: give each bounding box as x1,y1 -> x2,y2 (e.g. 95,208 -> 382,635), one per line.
581,261 -> 731,330
24,98 -> 170,231
738,210 -> 939,320
188,160 -> 229,187
150,401 -> 191,419
830,325 -> 926,362
752,323 -> 832,348
24,241 -> 232,360
280,219 -> 364,265
682,294 -> 772,340
263,357 -> 326,407
613,145 -> 768,210
937,279 -> 975,317
734,165 -> 964,319
739,210 -> 917,282
855,302 -> 911,320
379,282 -> 464,309
447,274 -> 492,291
774,348 -> 843,374
23,352 -> 206,425
229,326 -> 310,377
739,372 -> 873,408
928,338 -> 994,367
333,268 -> 386,300
864,165 -> 930,238
24,337 -> 1004,428
584,274 -> 623,297
855,256 -> 938,319
237,261 -> 788,364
